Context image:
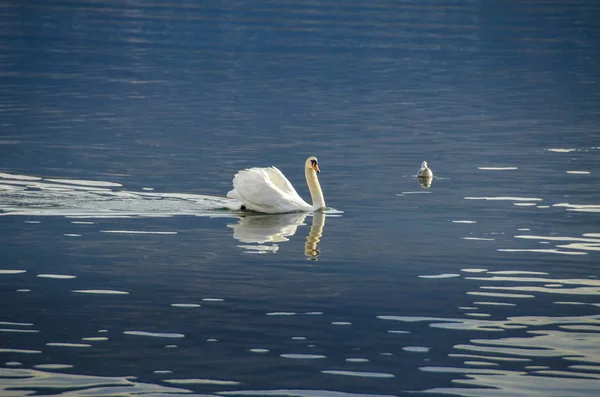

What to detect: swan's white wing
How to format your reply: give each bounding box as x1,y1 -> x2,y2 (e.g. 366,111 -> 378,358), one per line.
227,167 -> 311,213
263,167 -> 300,197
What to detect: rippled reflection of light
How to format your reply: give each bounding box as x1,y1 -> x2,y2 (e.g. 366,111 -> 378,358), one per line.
280,354 -> 326,359
163,378 -> 240,385
123,331 -> 184,338
0,368 -> 194,396
322,370 -> 395,378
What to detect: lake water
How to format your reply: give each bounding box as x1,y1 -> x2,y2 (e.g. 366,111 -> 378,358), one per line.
1,1 -> 599,396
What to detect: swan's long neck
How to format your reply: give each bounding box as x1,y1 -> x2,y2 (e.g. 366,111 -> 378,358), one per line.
305,167 -> 326,210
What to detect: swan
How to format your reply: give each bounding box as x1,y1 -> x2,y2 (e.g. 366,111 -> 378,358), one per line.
417,161 -> 433,178
227,156 -> 326,214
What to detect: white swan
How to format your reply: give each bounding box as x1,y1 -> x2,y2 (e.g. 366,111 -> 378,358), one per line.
417,161 -> 433,178
227,156 -> 326,214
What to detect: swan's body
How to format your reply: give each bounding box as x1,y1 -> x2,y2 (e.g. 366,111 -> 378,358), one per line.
417,161 -> 433,178
227,157 -> 326,214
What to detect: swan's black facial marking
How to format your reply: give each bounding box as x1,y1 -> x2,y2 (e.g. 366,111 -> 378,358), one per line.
240,205 -> 246,211
310,159 -> 320,173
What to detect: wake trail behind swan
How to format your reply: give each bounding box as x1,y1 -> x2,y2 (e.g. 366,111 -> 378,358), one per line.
0,173 -> 241,218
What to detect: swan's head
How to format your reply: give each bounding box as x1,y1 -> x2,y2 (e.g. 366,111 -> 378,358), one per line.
421,161 -> 428,169
306,156 -> 320,173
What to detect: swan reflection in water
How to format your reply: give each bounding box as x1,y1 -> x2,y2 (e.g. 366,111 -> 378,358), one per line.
227,210 -> 326,260
418,175 -> 433,189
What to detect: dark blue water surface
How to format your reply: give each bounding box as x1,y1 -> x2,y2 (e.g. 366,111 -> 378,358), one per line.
1,1 -> 600,396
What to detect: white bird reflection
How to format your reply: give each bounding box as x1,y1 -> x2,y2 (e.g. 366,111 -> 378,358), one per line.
228,211 -> 326,260
418,175 -> 433,189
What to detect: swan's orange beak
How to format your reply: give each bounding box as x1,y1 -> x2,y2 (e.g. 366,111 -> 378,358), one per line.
312,162 -> 320,173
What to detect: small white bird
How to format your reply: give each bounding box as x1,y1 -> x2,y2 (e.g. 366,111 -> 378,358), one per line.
417,161 -> 433,178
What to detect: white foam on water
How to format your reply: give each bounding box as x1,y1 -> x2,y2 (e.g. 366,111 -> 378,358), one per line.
452,220 -> 477,224
488,270 -> 549,275
37,274 -> 76,279
419,273 -> 460,279
0,172 -> 242,218
0,328 -> 39,333
508,234 -> 600,254
202,298 -> 225,302
81,337 -> 108,341
388,330 -> 410,334
0,348 -> 41,354
221,390 -> 396,397
170,303 -> 201,308
73,289 -> 129,295
124,331 -> 184,338
71,221 -> 95,224
467,291 -> 535,298
250,348 -> 269,354
153,370 -> 173,374
465,196 -> 543,201
24,220 -> 41,223
553,203 -> 600,213
461,268 -> 488,273
16,289 -> 31,292
566,171 -> 590,175
546,148 -> 576,153
266,312 -> 296,316
477,167 -> 518,171
321,370 -> 395,378
45,178 -> 123,188
280,354 -> 326,359
64,234 -> 82,237
473,302 -> 516,307
46,343 -> 91,348
34,364 -> 74,370
0,173 -> 41,181
569,365 -> 600,372
449,354 -> 531,362
0,367 -> 196,395
399,191 -> 432,195
163,378 -> 240,385
498,248 -> 588,255
464,361 -> 499,366
304,311 -> 323,315
346,358 -> 369,363
403,346 -> 430,353
513,203 -> 538,206
0,270 -> 26,274
0,321 -> 34,327
332,322 -> 352,325
291,337 -> 307,340
463,237 -> 495,241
